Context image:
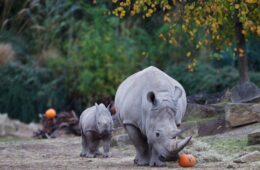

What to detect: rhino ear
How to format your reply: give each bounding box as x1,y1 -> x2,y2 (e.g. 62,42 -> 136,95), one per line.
147,91 -> 157,106
95,103 -> 99,112
173,86 -> 182,101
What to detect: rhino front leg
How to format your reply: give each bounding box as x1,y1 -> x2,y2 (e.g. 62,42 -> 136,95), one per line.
125,125 -> 150,166
102,135 -> 112,158
149,147 -> 166,167
85,132 -> 100,158
80,133 -> 88,157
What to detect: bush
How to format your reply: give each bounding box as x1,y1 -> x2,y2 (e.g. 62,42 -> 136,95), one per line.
166,64 -> 240,95
167,64 -> 260,95
0,62 -> 66,123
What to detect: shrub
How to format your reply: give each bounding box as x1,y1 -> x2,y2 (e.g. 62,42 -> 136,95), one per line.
0,62 -> 66,123
166,64 -> 240,95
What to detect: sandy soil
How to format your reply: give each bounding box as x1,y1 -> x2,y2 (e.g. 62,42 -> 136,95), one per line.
0,123 -> 260,170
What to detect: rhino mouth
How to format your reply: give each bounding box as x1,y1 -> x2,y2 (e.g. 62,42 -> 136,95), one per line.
159,154 -> 179,162
159,136 -> 192,162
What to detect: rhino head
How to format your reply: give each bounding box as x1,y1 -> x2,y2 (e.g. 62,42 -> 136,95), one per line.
95,103 -> 113,135
146,87 -> 191,162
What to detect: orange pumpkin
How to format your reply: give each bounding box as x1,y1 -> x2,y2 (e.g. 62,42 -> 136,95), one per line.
178,153 -> 196,167
45,108 -> 56,119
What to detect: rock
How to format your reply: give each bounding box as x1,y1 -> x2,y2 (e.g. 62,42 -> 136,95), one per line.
179,122 -> 199,137
225,103 -> 260,127
198,118 -> 227,136
245,96 -> 260,103
111,134 -> 132,147
0,113 -> 40,137
184,103 -> 219,121
187,91 -> 225,104
233,151 -> 260,163
248,129 -> 260,145
226,163 -> 238,169
0,114 -> 16,136
181,117 -> 229,137
230,82 -> 260,103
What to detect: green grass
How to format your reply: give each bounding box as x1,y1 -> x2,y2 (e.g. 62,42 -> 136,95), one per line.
183,115 -> 223,124
202,137 -> 256,155
0,136 -> 33,144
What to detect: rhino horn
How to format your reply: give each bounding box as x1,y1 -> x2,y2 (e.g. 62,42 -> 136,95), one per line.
168,136 -> 192,153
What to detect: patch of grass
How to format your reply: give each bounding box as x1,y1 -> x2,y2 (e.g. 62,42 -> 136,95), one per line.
203,137 -> 249,155
184,115 -> 222,124
0,136 -> 33,144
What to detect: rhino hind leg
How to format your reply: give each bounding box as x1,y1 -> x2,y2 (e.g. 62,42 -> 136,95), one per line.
125,125 -> 150,166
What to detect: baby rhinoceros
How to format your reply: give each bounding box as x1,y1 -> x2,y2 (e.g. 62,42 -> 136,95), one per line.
79,103 -> 113,158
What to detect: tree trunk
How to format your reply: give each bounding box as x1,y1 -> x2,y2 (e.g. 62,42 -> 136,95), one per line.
235,2 -> 249,84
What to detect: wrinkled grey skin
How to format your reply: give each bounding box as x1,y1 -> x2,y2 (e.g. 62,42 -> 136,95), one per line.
115,66 -> 192,166
79,103 -> 113,158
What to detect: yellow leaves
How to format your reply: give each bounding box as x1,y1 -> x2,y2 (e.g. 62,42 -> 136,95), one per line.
227,0 -> 235,3
141,51 -> 149,58
196,41 -> 202,49
130,10 -> 135,16
245,0 -> 257,4
238,48 -> 245,58
187,59 -> 197,73
169,37 -> 177,45
182,25 -> 187,31
112,0 -> 118,3
112,7 -> 126,18
186,51 -> 191,57
162,4 -> 171,11
145,8 -> 154,17
257,26 -> 260,36
235,4 -> 240,9
159,33 -> 167,41
163,13 -> 171,22
195,19 -> 201,26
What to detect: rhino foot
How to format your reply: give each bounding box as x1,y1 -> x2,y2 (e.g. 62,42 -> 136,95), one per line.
149,159 -> 166,167
96,149 -> 102,156
80,152 -> 86,157
103,152 -> 111,158
86,153 -> 96,158
134,159 -> 149,166
134,154 -> 150,166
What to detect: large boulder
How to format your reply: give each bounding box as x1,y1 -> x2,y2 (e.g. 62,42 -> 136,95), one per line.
184,103 -> 220,122
225,103 -> 260,127
187,91 -> 225,104
0,113 -> 40,137
230,82 -> 260,103
233,151 -> 260,163
248,129 -> 260,145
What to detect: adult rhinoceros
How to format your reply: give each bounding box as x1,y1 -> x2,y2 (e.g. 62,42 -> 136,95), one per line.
114,66 -> 191,166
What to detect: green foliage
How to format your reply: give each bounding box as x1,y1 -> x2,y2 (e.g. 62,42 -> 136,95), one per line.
167,63 -> 260,95
0,62 -> 66,123
46,4 -> 142,106
167,64 -> 235,95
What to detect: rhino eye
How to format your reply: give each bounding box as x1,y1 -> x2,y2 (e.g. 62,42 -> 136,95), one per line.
156,132 -> 160,137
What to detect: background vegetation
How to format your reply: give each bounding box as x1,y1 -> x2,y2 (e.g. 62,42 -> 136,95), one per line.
0,0 -> 259,123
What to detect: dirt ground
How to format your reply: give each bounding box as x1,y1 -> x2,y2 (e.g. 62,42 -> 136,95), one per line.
0,123 -> 260,170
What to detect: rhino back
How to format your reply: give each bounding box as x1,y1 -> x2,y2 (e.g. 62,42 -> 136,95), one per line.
115,66 -> 186,132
